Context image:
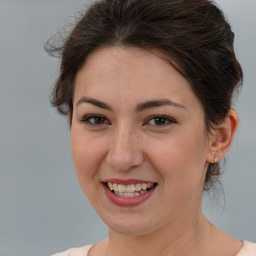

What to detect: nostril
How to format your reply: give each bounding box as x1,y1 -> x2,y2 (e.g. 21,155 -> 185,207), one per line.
106,131 -> 144,171
106,150 -> 144,171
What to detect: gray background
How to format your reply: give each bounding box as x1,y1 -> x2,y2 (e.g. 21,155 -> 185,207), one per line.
0,0 -> 255,255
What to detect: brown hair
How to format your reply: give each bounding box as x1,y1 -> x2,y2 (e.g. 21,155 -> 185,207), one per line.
45,0 -> 243,190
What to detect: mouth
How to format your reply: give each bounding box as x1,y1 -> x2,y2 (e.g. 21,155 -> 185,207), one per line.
103,182 -> 158,197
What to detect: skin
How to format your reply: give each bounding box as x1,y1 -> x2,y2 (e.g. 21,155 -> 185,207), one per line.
71,46 -> 241,256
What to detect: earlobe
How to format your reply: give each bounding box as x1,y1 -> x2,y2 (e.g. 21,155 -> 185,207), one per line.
206,109 -> 239,163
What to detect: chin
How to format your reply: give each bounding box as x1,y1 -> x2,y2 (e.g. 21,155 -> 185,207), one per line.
110,223 -> 152,236
102,213 -> 158,236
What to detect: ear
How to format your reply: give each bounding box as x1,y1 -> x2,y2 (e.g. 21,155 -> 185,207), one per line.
206,109 -> 239,163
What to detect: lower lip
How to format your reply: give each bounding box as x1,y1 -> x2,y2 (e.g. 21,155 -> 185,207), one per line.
103,184 -> 157,207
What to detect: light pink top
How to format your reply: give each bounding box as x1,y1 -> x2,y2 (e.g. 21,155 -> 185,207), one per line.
237,241 -> 256,256
52,241 -> 256,256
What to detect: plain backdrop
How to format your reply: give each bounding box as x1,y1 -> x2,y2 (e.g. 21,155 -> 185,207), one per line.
0,0 -> 255,255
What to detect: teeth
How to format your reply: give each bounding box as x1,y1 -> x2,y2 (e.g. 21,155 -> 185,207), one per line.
107,182 -> 155,196
113,183 -> 118,192
108,183 -> 113,190
125,192 -> 134,197
141,183 -> 148,190
127,184 -> 136,192
114,191 -> 147,197
117,184 -> 126,192
135,183 -> 141,191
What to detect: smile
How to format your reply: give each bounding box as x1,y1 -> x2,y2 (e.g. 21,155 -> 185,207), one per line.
106,182 -> 156,197
103,180 -> 158,207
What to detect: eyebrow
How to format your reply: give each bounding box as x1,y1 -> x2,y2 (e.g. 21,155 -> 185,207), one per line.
135,99 -> 186,112
76,97 -> 113,111
76,97 -> 186,112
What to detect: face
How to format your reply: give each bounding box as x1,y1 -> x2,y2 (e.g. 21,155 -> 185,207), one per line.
71,46 -> 213,236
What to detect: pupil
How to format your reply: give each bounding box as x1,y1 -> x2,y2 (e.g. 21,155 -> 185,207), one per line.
95,117 -> 104,124
155,118 -> 165,125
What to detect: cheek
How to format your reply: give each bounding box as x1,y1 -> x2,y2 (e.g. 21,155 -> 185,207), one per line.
147,133 -> 208,217
71,129 -> 106,192
148,127 -> 208,188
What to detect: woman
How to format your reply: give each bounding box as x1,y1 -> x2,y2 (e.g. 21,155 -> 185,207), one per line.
48,0 -> 256,255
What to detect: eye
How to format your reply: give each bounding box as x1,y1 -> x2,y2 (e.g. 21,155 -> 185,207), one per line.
144,115 -> 176,127
80,114 -> 110,126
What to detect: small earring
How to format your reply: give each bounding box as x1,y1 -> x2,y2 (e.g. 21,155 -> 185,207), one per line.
214,157 -> 217,163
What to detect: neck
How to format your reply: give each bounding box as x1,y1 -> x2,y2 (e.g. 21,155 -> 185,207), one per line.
106,211 -> 213,256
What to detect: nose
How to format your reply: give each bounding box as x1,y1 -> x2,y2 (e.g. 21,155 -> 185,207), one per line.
106,127 -> 144,171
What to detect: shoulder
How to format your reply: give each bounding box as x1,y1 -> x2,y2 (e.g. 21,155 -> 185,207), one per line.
236,241 -> 256,256
51,244 -> 94,256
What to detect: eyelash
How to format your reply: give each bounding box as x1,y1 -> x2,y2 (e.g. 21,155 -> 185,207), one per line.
79,114 -> 176,127
144,115 -> 177,127
79,114 -> 110,126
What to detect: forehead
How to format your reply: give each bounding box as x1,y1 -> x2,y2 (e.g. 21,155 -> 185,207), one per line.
74,46 -> 201,112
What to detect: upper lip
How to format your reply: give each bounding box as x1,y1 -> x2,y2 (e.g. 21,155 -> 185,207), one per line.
103,179 -> 156,185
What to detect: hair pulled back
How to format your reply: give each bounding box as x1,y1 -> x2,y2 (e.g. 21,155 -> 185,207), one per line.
46,0 -> 243,190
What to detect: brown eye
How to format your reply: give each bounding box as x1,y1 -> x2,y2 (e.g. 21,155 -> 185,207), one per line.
93,116 -> 106,124
153,117 -> 169,125
80,114 -> 110,126
145,115 -> 176,126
